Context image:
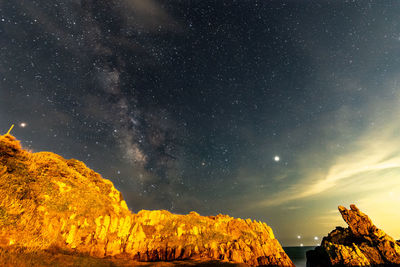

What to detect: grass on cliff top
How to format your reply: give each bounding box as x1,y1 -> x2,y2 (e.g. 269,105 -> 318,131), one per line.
0,134 -> 129,227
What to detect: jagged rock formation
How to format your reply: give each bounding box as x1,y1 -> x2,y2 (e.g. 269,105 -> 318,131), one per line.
307,204 -> 400,266
0,134 -> 294,266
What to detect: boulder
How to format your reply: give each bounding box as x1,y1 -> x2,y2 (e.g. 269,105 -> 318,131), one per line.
307,204 -> 400,266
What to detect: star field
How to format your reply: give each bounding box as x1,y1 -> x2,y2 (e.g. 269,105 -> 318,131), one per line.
2,1 -> 400,246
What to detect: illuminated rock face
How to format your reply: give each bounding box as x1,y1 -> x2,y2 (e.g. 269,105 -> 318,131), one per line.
0,134 -> 294,266
307,204 -> 400,266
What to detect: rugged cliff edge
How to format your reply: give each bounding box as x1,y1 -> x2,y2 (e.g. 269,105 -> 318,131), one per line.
307,204 -> 400,266
0,134 -> 294,266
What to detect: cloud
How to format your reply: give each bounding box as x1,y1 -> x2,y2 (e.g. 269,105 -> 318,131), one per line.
258,90 -> 400,207
315,213 -> 346,227
357,189 -> 400,238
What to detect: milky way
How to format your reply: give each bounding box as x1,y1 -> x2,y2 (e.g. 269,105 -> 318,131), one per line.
2,1 -> 400,246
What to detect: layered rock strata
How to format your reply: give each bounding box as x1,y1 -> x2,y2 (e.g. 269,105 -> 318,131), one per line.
0,134 -> 294,266
307,204 -> 400,266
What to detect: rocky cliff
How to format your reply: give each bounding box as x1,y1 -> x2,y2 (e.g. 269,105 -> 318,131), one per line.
307,204 -> 400,266
0,134 -> 294,266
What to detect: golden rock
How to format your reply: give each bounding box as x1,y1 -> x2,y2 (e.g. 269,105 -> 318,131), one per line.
0,134 -> 294,266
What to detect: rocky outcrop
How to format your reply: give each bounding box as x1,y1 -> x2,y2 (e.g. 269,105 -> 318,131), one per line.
0,134 -> 294,266
307,204 -> 400,266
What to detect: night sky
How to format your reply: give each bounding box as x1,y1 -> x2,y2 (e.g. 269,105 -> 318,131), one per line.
2,0 -> 400,246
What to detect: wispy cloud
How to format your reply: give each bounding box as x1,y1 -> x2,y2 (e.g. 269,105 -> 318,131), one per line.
259,92 -> 400,207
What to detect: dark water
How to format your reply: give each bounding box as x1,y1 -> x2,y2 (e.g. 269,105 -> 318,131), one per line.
283,246 -> 315,267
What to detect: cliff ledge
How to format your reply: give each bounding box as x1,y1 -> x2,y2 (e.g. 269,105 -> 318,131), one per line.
0,134 -> 293,266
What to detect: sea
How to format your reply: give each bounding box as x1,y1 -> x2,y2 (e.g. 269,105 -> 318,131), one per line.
283,246 -> 315,267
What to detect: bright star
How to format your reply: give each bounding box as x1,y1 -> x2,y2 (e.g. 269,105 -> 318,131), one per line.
297,235 -> 301,239
19,122 -> 27,128
314,236 -> 318,240
274,156 -> 280,162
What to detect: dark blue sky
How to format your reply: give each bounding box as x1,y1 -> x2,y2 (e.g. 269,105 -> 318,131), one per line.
2,0 -> 400,246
